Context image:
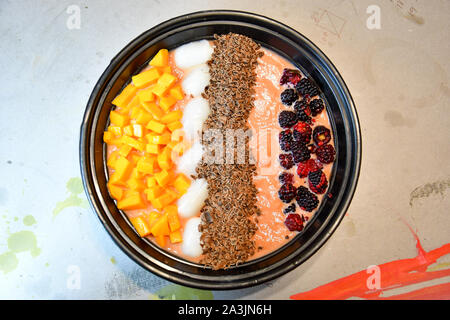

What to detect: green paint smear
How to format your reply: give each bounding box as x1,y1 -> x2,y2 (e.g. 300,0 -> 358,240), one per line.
0,252 -> 18,274
0,230 -> 40,274
155,284 -> 213,300
53,177 -> 88,217
8,231 -> 41,257
23,215 -> 36,226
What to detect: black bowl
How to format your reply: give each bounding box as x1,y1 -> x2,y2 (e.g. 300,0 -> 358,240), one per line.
80,10 -> 361,290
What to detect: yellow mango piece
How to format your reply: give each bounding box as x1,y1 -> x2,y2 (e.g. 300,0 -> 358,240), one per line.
132,124 -> 144,138
136,157 -> 156,175
169,230 -> 182,244
145,185 -> 163,201
157,73 -> 177,88
171,142 -> 188,157
150,214 -> 170,236
145,143 -> 161,155
110,156 -> 133,184
154,170 -> 171,187
169,85 -> 184,101
107,150 -> 119,168
130,216 -> 151,237
146,177 -> 157,188
147,211 -> 161,229
167,121 -> 183,132
153,191 -> 177,209
149,132 -> 171,145
122,135 -> 146,151
119,95 -> 140,115
161,110 -> 183,124
123,125 -> 134,136
149,49 -> 169,67
173,173 -> 191,195
112,84 -> 137,108
118,145 -> 132,157
126,177 -> 146,191
171,128 -> 184,142
151,83 -> 169,98
103,131 -> 113,143
137,88 -> 155,103
155,234 -> 166,247
146,120 -> 166,134
142,102 -> 164,120
135,110 -> 153,125
110,110 -> 129,127
157,150 -> 172,171
108,126 -> 123,136
159,95 -> 177,112
132,68 -> 161,88
165,205 -> 181,232
157,66 -> 172,73
117,191 -> 146,210
107,183 -> 124,201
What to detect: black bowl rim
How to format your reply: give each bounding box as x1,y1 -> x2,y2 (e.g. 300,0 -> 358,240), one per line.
80,9 -> 361,290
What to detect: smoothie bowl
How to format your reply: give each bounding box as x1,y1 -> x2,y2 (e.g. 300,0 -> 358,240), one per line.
80,10 -> 361,289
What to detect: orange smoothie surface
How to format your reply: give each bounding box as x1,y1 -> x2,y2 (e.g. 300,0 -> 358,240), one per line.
106,45 -> 334,264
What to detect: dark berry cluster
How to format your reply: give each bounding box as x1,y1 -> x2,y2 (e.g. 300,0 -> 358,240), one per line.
296,186 -> 319,212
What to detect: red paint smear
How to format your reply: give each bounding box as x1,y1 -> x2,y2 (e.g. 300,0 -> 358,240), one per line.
291,223 -> 450,300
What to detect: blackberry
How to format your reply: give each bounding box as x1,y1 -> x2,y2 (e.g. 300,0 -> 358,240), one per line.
278,183 -> 297,203
283,203 -> 296,214
280,89 -> 299,106
279,130 -> 294,152
279,153 -> 294,170
296,186 -> 319,212
309,98 -> 325,116
308,170 -> 328,194
284,213 -> 304,232
291,141 -> 311,163
292,121 -> 312,144
278,110 -> 298,128
316,144 -> 335,164
297,159 -> 323,178
293,99 -> 312,124
313,126 -> 331,146
295,78 -> 320,97
279,172 -> 294,185
280,68 -> 302,86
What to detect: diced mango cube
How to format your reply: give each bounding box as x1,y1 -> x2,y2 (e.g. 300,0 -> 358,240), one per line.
137,88 -> 155,103
165,205 -> 181,232
123,125 -> 134,136
146,177 -> 157,188
171,128 -> 184,142
161,110 -> 183,124
107,183 -> 124,201
126,177 -> 145,191
110,156 -> 133,184
132,124 -> 144,138
167,121 -> 183,132
110,110 -> 129,127
157,150 -> 172,171
117,191 -> 146,210
149,49 -> 169,67
142,102 -> 164,120
169,85 -> 184,101
159,96 -> 177,112
132,68 -> 160,88
169,230 -> 182,244
151,83 -> 169,98
155,234 -> 166,247
112,84 -> 137,108
154,170 -> 171,187
136,157 -> 156,175
103,131 -> 113,143
145,143 -> 161,155
108,126 -> 123,136
153,191 -> 177,209
173,173 -> 191,195
146,120 -> 165,134
130,216 -> 151,237
149,132 -> 171,145
122,135 -> 146,151
150,214 -> 170,236
118,144 -> 132,157
145,185 -> 163,201
157,73 -> 177,88
135,110 -> 153,125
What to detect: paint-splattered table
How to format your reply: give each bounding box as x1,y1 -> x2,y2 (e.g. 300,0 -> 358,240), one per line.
1,0 -> 449,299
